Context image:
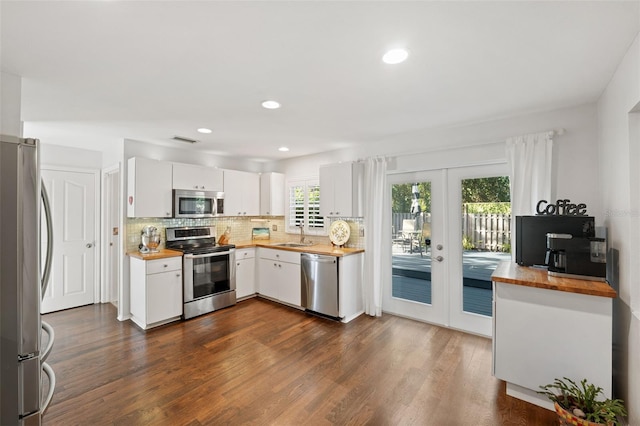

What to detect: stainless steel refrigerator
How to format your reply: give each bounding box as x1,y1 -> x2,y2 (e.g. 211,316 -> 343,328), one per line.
1,135 -> 56,425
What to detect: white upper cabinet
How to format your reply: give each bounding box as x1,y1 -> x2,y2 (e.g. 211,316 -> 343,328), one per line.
127,157 -> 173,218
319,162 -> 363,217
223,169 -> 260,216
260,172 -> 285,216
172,163 -> 223,192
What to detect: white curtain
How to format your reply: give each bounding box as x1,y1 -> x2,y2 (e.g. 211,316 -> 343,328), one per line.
506,131 -> 554,217
506,132 -> 554,261
363,156 -> 390,317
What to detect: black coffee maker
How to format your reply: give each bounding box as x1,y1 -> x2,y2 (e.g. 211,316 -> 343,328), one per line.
545,233 -> 606,281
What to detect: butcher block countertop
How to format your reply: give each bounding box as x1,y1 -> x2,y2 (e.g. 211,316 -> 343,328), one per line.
127,248 -> 183,260
233,239 -> 364,257
491,261 -> 617,298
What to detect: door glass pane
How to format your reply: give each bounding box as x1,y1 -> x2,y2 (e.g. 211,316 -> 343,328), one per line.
460,176 -> 511,316
391,182 -> 432,304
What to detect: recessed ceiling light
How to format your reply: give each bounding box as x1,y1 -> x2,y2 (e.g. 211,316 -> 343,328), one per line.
197,128 -> 212,134
262,100 -> 281,109
382,48 -> 409,65
278,146 -> 289,152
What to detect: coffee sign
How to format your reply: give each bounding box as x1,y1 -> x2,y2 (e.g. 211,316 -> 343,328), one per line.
536,199 -> 587,216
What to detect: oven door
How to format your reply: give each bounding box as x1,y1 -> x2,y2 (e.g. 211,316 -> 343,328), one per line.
183,250 -> 236,302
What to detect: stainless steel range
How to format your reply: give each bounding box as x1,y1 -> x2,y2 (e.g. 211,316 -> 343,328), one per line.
165,226 -> 236,319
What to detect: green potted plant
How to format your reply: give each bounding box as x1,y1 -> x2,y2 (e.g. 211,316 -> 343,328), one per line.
539,377 -> 627,426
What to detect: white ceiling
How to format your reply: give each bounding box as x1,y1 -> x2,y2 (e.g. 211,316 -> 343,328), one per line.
2,1 -> 638,162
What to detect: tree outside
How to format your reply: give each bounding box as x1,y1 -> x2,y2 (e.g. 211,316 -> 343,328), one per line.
392,177 -> 510,213
392,182 -> 431,213
392,177 -> 512,252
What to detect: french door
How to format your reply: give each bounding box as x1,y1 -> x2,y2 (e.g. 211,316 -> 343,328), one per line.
385,164 -> 510,337
384,170 -> 447,325
447,164 -> 510,336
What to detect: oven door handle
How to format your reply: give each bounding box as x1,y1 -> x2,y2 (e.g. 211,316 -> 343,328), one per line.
184,251 -> 232,259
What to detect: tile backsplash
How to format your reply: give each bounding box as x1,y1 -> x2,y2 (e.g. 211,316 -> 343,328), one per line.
126,216 -> 364,252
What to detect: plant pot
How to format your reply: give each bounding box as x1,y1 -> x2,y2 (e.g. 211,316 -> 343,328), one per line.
554,402 -> 611,426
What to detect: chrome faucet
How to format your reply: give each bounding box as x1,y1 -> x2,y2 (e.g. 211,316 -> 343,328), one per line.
298,220 -> 305,243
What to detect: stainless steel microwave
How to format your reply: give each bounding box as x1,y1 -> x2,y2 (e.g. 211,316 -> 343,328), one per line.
173,189 -> 224,218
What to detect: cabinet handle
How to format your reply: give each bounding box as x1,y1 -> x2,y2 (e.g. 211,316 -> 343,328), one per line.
278,264 -> 281,268
176,273 -> 181,277
163,264 -> 168,268
273,263 -> 277,267
237,262 -> 240,266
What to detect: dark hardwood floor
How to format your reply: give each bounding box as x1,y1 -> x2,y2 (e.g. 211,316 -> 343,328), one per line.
42,298 -> 557,425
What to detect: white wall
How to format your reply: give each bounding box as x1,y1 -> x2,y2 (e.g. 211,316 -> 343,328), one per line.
598,31 -> 640,423
275,103 -> 602,221
124,138 -> 262,172
1,71 -> 22,137
22,121 -> 124,169
40,143 -> 103,169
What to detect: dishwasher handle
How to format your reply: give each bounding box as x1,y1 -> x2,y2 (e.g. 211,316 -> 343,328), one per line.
301,253 -> 336,264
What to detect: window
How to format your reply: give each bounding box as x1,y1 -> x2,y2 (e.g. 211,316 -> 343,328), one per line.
287,179 -> 325,234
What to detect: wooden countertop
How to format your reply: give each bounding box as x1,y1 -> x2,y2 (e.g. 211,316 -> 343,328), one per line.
491,261 -> 617,298
231,239 -> 365,257
127,248 -> 183,260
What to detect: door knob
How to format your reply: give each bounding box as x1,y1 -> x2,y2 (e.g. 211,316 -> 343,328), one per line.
436,244 -> 443,250
434,255 -> 444,262
86,243 -> 93,248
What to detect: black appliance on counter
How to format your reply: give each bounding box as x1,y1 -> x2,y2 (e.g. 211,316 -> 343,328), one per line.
545,233 -> 607,281
515,215 -> 595,266
165,226 -> 236,319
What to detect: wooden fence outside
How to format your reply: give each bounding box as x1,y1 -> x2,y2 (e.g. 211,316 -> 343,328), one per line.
392,212 -> 511,252
462,213 -> 511,252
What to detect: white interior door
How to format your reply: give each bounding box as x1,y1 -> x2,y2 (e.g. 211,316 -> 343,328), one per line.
384,170 -> 448,326
41,168 -> 99,313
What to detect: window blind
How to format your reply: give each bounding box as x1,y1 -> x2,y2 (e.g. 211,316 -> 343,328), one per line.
287,180 -> 324,233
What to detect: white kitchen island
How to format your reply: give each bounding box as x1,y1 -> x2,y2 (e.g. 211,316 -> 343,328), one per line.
491,261 -> 617,410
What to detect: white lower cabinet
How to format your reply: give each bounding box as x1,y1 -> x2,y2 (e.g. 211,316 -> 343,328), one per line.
236,248 -> 256,300
338,253 -> 364,322
258,248 -> 301,307
492,281 -> 613,409
130,256 -> 183,330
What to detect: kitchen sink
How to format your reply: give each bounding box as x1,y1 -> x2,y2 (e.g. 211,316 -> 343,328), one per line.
272,242 -> 315,248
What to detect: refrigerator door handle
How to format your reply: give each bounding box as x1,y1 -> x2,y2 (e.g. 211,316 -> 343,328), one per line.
41,321 -> 55,363
41,179 -> 53,297
41,362 -> 56,415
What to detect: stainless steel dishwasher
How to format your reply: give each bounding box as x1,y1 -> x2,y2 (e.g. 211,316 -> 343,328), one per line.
301,253 -> 339,319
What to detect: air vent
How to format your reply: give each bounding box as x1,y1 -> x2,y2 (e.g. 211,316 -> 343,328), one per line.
172,136 -> 199,144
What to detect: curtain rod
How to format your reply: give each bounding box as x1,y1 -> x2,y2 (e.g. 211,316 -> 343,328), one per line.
549,128 -> 566,137
355,128 -> 566,163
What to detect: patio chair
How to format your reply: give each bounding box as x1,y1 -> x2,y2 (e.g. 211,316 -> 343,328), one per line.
400,219 -> 422,253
